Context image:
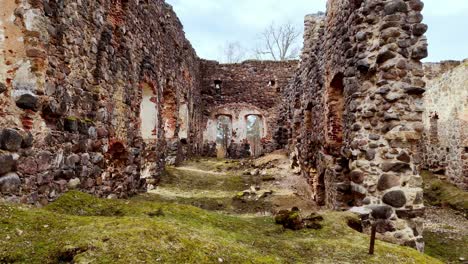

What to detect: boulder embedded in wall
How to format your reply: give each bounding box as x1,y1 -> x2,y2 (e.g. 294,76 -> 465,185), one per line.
0,154 -> 15,175
377,174 -> 400,191
0,83 -> 6,94
369,205 -> 393,219
0,129 -> 23,151
384,0 -> 408,15
396,152 -> 411,163
412,23 -> 428,36
16,94 -> 39,111
381,162 -> 410,172
0,173 -> 21,193
382,190 -> 407,208
350,170 -> 365,184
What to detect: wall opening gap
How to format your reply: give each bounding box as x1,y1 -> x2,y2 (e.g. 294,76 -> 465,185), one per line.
216,115 -> 232,158
246,115 -> 264,157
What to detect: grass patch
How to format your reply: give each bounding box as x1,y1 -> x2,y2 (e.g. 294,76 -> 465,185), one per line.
0,191 -> 441,263
422,171 -> 468,216
423,230 -> 467,263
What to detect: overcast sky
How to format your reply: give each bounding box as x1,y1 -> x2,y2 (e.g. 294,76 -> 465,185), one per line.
165,0 -> 468,63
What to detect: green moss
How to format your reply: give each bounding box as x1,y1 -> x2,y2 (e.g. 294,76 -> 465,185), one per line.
422,171 -> 468,215
65,116 -> 79,122
0,192 -> 441,263
424,230 -> 468,263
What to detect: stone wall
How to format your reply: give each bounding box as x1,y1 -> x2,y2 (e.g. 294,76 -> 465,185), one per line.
279,0 -> 428,249
200,60 -> 297,158
0,0 -> 203,203
421,60 -> 468,190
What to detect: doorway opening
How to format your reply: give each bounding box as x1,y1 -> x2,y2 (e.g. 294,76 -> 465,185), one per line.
216,115 -> 232,158
246,115 -> 264,157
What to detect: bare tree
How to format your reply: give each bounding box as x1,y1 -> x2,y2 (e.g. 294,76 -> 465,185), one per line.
221,41 -> 246,63
254,22 -> 301,61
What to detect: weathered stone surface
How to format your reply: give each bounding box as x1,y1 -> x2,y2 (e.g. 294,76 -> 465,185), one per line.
382,190 -> 407,208
350,170 -> 365,184
370,205 -> 393,219
15,94 -> 39,111
0,154 -> 15,175
382,162 -> 411,172
1,129 -> 23,151
409,0 -> 424,11
395,208 -> 425,219
0,172 -> 21,193
384,0 -> 408,15
397,152 -> 411,163
377,174 -> 400,191
412,23 -> 428,36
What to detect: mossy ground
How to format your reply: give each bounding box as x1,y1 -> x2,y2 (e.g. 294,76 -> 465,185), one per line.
421,171 -> 468,216
0,159 -> 442,263
421,171 -> 468,263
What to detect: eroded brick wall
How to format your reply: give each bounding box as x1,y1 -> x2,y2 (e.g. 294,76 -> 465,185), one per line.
421,60 -> 468,190
200,60 -> 297,158
0,0 -> 203,203
279,0 -> 428,249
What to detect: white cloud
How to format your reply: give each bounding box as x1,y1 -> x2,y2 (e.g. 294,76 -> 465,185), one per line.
167,0 -> 468,62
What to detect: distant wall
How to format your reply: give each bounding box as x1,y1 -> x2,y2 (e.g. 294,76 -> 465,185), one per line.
200,60 -> 297,158
421,60 -> 468,190
0,0 -> 203,203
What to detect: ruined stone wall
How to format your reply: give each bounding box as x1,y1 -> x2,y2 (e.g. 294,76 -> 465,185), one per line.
421,60 -> 468,190
200,60 -> 297,158
279,0 -> 428,249
0,0 -> 203,203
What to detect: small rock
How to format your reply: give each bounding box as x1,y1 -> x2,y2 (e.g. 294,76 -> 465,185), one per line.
369,205 -> 393,219
0,154 -> 15,175
411,45 -> 428,60
15,228 -> 24,236
64,118 -> 79,132
20,131 -> 34,148
0,172 -> 21,193
16,94 -> 39,111
250,169 -> 259,176
68,178 -> 81,189
402,86 -> 425,95
365,149 -> 376,161
396,152 -> 411,163
1,128 -> 23,151
350,170 -> 365,184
